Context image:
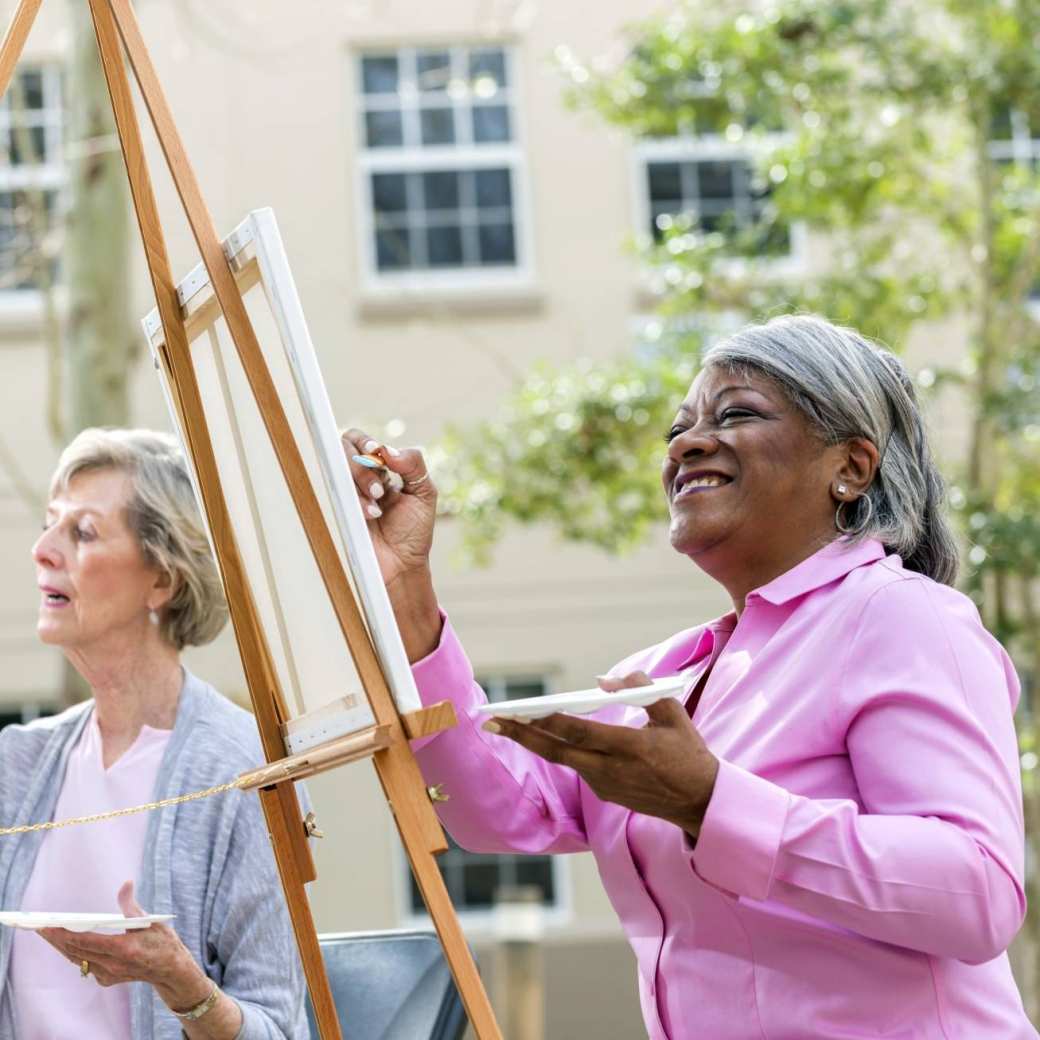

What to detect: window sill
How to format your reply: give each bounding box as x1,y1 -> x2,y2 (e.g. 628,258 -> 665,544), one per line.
357,279 -> 544,321
0,291 -> 65,339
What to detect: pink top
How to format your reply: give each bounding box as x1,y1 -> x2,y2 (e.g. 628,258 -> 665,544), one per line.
412,538 -> 1037,1039
10,711 -> 172,1039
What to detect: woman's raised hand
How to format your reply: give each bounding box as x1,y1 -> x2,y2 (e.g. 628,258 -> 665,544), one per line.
340,429 -> 443,661
340,429 -> 437,587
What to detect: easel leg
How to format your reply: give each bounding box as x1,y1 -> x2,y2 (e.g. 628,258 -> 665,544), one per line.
260,786 -> 343,1038
374,750 -> 504,1040
0,0 -> 43,99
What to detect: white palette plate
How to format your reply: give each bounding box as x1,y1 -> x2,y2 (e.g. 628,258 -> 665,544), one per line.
473,675 -> 689,721
0,912 -> 174,934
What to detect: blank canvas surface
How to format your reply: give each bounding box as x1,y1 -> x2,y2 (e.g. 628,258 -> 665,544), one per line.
144,210 -> 422,739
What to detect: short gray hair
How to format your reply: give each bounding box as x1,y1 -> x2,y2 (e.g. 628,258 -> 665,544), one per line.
702,314 -> 959,585
51,428 -> 228,649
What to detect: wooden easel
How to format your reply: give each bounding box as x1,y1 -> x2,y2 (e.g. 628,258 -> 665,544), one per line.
0,3 -> 503,1038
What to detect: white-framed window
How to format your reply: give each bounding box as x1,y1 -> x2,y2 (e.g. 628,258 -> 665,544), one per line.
0,64 -> 64,295
634,135 -> 804,267
989,107 -> 1040,301
989,106 -> 1040,168
403,674 -> 567,923
354,45 -> 532,290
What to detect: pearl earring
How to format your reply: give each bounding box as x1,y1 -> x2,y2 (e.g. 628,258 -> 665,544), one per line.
148,609 -> 159,626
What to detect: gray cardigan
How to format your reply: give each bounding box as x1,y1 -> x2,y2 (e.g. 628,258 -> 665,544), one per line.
0,671 -> 309,1039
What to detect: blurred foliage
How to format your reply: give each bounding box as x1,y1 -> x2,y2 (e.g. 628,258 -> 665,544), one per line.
436,0 -> 1040,678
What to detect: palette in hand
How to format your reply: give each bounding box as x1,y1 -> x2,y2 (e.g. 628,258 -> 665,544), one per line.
472,675 -> 689,721
0,911 -> 174,934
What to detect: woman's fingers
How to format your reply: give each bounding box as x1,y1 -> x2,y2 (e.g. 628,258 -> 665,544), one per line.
339,428 -> 436,520
117,879 -> 146,918
596,669 -> 653,693
484,715 -> 606,772
341,429 -> 391,518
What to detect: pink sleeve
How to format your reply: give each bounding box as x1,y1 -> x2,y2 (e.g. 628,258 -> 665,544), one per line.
692,578 -> 1027,964
409,613 -> 589,855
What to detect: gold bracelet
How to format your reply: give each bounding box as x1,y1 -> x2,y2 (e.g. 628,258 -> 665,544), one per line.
172,983 -> 221,1022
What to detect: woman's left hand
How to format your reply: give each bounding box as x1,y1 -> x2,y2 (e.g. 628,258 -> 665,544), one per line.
39,880 -> 210,1004
484,672 -> 720,839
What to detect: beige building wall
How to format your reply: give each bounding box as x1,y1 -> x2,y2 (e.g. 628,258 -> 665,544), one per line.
0,2 -> 966,1037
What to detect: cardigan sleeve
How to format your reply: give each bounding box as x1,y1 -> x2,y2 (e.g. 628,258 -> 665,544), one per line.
691,577 -> 1026,964
209,787 -> 309,1039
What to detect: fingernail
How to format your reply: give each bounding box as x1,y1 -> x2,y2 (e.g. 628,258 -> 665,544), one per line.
363,440 -> 380,452
385,445 -> 401,457
353,454 -> 382,469
370,482 -> 384,499
367,503 -> 382,518
482,720 -> 501,734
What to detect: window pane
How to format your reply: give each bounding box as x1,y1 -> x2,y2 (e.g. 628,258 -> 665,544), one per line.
417,50 -> 452,93
472,105 -> 511,143
422,171 -> 460,210
375,228 -> 411,270
469,49 -> 507,91
361,55 -> 399,95
991,105 -> 1014,141
461,859 -> 504,909
0,189 -> 58,290
364,109 -> 403,148
479,222 -> 515,264
647,162 -> 682,205
427,225 -> 464,266
371,173 -> 408,214
6,126 -> 47,165
697,161 -> 736,200
475,168 -> 512,208
504,679 -> 547,701
516,857 -> 555,901
2,69 -> 46,116
420,107 -> 455,146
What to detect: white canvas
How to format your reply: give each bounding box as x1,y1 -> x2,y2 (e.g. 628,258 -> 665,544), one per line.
142,210 -> 422,750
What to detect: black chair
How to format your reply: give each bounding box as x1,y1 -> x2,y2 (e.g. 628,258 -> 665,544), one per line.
306,929 -> 469,1040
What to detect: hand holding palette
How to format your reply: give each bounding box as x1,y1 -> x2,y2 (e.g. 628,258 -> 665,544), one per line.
0,911 -> 174,934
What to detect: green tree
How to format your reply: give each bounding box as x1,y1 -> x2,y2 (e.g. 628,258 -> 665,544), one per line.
439,0 -> 1038,663
437,0 -> 1040,1004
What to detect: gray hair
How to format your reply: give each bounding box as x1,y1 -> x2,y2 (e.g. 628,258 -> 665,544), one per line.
702,314 -> 959,585
50,428 -> 228,649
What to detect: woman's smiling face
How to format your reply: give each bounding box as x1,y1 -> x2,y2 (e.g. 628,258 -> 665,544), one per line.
662,364 -> 845,573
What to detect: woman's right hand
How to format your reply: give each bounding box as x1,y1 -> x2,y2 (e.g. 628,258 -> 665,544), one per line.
340,429 -> 437,586
340,429 -> 443,661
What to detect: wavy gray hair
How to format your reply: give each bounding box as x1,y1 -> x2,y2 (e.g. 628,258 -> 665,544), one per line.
50,428 -> 228,649
702,314 -> 959,585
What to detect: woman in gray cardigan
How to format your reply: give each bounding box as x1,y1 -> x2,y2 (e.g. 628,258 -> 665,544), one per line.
0,428 -> 307,1039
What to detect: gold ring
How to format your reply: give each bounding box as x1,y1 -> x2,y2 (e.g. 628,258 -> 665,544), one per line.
404,472 -> 430,489
80,959 -> 90,977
